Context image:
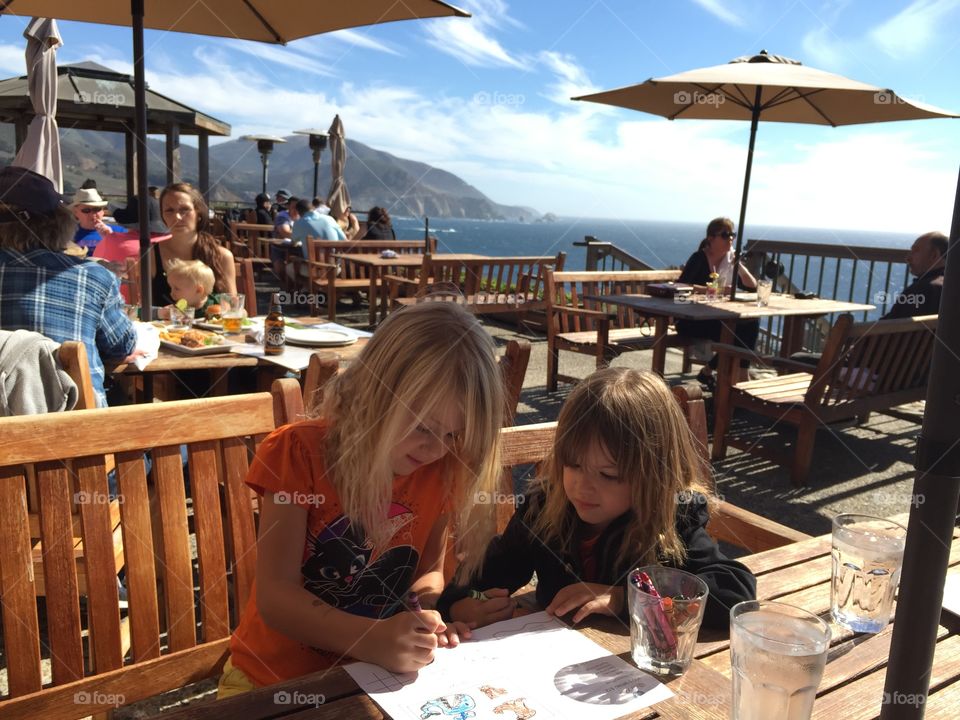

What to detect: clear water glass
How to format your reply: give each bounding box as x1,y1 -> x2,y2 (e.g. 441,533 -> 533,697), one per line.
831,513 -> 906,633
757,278 -> 773,306
730,600 -> 830,720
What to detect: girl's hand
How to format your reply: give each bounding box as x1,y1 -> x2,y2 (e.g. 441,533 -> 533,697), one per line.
449,587 -> 515,629
546,583 -> 624,624
361,610 -> 443,673
437,619 -> 474,648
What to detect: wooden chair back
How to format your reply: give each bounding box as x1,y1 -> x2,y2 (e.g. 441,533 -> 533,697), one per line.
122,256 -> 141,305
234,258 -> 259,316
230,222 -> 274,259
546,269 -> 683,333
307,238 -> 438,267
58,341 -> 97,411
419,254 -> 566,299
0,394 -> 275,719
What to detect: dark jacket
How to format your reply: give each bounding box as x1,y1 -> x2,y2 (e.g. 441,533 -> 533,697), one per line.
363,223 -> 396,240
882,266 -> 944,319
438,490 -> 756,629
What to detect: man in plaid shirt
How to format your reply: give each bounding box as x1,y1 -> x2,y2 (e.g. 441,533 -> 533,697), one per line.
0,166 -> 137,407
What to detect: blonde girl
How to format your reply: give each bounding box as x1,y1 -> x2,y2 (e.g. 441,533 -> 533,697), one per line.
221,301 -> 505,695
438,367 -> 755,630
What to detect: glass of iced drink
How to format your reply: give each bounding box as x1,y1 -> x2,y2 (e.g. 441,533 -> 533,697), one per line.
756,278 -> 773,306
831,513 -> 906,633
730,600 -> 830,720
217,293 -> 245,334
627,566 -> 708,678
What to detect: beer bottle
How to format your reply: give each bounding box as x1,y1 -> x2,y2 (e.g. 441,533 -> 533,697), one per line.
264,293 -> 285,355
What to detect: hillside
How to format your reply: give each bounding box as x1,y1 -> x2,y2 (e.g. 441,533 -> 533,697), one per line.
0,126 -> 540,221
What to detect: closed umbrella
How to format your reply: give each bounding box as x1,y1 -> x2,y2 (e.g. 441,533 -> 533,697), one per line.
0,0 -> 470,311
573,50 -> 958,300
12,16 -> 62,191
327,114 -> 351,221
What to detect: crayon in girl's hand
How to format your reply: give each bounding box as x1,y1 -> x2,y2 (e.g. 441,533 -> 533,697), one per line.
405,591 -> 423,612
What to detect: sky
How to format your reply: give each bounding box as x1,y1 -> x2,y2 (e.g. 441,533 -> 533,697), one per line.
0,0 -> 959,232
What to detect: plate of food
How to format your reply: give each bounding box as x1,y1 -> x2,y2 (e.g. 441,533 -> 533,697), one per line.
191,304 -> 258,332
284,326 -> 358,347
159,327 -> 236,354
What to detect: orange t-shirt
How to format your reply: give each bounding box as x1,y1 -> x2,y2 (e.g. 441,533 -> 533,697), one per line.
229,420 -> 452,687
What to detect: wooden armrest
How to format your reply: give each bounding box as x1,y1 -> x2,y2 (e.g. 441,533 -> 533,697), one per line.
550,306 -> 611,320
768,357 -> 820,373
712,342 -> 771,365
708,500 -> 811,553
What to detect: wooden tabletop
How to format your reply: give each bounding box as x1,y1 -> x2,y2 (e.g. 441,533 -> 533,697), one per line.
162,519 -> 959,719
592,293 -> 875,321
334,252 -> 489,267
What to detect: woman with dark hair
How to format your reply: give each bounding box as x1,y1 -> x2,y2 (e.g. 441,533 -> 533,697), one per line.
363,206 -> 396,240
677,217 -> 759,389
154,182 -> 236,305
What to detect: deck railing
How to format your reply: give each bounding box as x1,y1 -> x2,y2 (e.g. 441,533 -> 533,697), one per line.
579,235 -> 911,355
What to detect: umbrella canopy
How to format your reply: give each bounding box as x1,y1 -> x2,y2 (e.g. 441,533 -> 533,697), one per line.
12,16 -> 62,191
327,114 -> 351,220
0,0 -> 470,312
574,50 -> 959,298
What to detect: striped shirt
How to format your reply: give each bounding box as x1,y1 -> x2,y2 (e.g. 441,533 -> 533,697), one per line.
0,248 -> 137,407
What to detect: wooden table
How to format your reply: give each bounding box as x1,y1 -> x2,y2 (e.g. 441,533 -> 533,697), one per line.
335,253 -> 488,326
110,318 -> 367,401
592,293 -> 875,375
162,519 -> 959,719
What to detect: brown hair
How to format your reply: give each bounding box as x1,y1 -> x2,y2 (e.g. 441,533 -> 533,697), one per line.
530,368 -> 712,569
160,182 -> 232,292
0,204 -> 75,252
700,217 -> 734,251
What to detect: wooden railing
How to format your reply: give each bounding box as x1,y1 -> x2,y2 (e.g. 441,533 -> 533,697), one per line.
578,235 -> 911,355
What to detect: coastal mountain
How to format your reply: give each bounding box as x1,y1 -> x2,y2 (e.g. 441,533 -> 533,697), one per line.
0,126 -> 539,221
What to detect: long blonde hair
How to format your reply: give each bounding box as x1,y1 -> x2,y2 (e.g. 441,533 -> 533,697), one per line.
318,302 -> 504,579
530,368 -> 711,569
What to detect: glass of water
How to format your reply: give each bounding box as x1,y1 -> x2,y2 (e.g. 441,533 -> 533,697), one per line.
756,278 -> 773,306
831,513 -> 906,633
730,600 -> 831,720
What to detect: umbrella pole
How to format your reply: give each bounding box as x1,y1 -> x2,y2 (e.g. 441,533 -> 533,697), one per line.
132,0 -> 152,315
731,90 -> 762,301
880,165 -> 960,719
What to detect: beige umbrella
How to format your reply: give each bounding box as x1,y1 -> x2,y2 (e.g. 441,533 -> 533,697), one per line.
0,0 -> 469,311
573,50 -> 959,300
327,114 -> 351,220
12,17 -> 62,191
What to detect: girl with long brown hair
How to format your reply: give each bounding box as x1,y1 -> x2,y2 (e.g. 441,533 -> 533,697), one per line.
438,367 -> 755,630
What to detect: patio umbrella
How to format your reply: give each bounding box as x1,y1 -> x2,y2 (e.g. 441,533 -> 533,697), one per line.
327,114 -> 351,221
12,16 -> 62,191
0,0 -> 470,311
573,50 -> 959,300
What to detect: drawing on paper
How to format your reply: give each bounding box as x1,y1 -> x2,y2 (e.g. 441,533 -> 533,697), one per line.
420,693 -> 477,719
480,685 -> 507,699
493,697 -> 537,719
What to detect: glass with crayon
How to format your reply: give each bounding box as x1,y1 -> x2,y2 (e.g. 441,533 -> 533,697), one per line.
627,566 -> 708,677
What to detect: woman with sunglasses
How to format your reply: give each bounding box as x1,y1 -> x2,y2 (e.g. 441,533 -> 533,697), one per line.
677,217 -> 759,390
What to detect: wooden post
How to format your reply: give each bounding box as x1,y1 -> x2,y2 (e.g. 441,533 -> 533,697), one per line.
198,132 -> 210,201
165,122 -> 181,185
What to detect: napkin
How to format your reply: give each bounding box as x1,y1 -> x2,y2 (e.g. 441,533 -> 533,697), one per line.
132,322 -> 160,370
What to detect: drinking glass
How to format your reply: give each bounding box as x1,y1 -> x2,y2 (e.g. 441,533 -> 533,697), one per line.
169,304 -> 195,328
627,566 -> 708,677
756,278 -> 773,307
122,303 -> 140,321
831,513 -> 906,633
217,293 -> 246,333
730,600 -> 830,720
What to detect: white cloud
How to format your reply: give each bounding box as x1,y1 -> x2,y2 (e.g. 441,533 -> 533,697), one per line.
325,29 -> 401,56
422,0 -> 524,69
689,0 -> 745,27
221,40 -> 334,78
538,51 -> 598,104
870,0 -> 960,59
0,44 -> 25,75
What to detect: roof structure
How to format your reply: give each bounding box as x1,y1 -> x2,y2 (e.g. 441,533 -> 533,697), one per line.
0,61 -> 230,136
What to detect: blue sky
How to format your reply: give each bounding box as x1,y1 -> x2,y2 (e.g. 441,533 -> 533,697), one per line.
0,0 -> 958,231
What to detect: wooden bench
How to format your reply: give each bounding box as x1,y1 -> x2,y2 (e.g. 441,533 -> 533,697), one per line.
0,394 -> 275,719
712,313 -> 938,485
497,382 -> 810,549
545,269 -> 694,391
389,253 -> 567,319
300,238 -> 436,320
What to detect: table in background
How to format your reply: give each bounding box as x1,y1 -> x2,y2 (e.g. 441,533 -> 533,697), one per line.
592,293 -> 875,375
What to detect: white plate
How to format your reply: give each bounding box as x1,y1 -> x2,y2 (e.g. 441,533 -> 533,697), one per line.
159,339 -> 237,355
284,326 -> 359,347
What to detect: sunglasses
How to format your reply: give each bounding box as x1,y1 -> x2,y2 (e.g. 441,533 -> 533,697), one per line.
716,230 -> 736,239
79,207 -> 104,214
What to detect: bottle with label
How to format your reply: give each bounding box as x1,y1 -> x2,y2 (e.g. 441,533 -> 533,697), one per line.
264,293 -> 285,355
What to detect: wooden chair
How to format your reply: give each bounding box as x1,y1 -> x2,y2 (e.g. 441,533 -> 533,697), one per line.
712,313 -> 938,486
234,257 -> 259,316
271,339 -> 532,429
545,269 -> 694,391
497,382 -> 810,550
0,394 -> 274,719
228,222 -> 275,259
58,341 -> 97,411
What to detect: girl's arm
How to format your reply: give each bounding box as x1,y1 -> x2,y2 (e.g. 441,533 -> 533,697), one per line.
736,261 -> 758,290
410,514 -> 473,646
255,493 -> 444,673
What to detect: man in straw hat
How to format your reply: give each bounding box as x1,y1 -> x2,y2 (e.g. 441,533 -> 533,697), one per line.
70,185 -> 126,253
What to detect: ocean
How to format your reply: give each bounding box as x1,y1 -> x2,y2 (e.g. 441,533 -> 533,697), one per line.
391,217 -> 914,271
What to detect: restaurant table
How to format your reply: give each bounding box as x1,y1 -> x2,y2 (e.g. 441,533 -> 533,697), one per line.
334,253 -> 488,326
592,293 -> 875,375
109,317 -> 367,401
161,515 -> 958,719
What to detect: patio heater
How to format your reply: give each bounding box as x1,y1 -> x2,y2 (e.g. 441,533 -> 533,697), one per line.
241,134 -> 286,195
293,129 -> 328,200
